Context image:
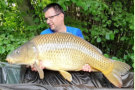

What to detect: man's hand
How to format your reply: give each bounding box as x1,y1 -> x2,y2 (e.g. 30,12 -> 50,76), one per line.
30,61 -> 45,71
82,64 -> 92,72
30,62 -> 92,72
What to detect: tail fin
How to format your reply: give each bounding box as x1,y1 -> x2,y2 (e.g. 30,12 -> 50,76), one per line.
103,60 -> 131,88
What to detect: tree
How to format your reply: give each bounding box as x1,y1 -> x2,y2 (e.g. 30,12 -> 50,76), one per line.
0,0 -> 134,70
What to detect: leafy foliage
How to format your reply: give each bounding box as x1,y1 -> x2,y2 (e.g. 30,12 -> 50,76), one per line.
0,0 -> 134,70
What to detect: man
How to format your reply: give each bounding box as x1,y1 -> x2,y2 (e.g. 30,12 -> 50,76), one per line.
37,3 -> 91,72
41,3 -> 83,38
21,3 -> 133,89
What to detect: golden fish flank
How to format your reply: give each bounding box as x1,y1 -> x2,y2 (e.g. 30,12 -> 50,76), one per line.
6,32 -> 131,88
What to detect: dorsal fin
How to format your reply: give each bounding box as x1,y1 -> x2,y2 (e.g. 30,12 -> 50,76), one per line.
90,44 -> 103,54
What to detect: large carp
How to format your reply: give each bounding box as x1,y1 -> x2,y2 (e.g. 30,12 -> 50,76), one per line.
6,33 -> 130,88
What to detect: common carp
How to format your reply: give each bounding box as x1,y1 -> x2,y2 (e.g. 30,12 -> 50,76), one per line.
6,33 -> 130,88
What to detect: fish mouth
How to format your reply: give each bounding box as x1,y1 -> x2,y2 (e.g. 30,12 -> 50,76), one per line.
6,56 -> 14,64
6,58 -> 12,64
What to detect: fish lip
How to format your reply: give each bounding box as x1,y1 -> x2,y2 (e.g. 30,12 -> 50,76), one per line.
5,57 -> 9,62
6,58 -> 11,63
6,56 -> 14,64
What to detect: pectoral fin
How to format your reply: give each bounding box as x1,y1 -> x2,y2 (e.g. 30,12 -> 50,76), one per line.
59,70 -> 72,82
33,62 -> 44,79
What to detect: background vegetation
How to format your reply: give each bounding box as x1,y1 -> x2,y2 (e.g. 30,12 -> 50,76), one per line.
0,0 -> 134,70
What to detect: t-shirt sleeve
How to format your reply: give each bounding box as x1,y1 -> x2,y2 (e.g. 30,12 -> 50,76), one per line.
76,29 -> 84,39
40,29 -> 53,35
40,30 -> 47,35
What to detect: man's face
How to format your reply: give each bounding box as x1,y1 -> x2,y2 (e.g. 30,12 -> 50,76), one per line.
45,8 -> 63,30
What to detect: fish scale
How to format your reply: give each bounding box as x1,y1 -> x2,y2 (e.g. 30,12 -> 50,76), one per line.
6,32 -> 131,88
32,33 -> 111,71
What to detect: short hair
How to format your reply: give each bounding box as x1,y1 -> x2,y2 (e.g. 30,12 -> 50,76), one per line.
43,3 -> 64,14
